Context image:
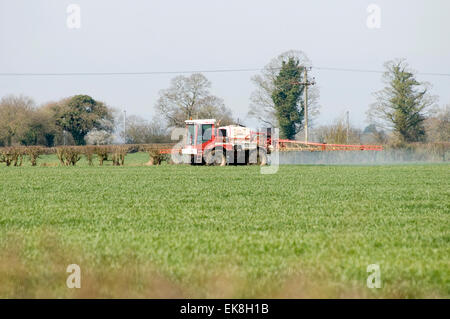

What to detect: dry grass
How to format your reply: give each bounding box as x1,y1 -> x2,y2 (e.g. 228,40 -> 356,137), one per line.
1,231 -> 445,299
0,231 -> 185,298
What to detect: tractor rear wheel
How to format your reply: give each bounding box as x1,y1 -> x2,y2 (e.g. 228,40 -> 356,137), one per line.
250,148 -> 267,166
205,149 -> 226,166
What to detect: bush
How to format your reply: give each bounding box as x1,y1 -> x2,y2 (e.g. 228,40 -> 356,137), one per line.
111,146 -> 129,166
25,146 -> 43,166
0,147 -> 25,166
55,146 -> 82,166
94,146 -> 111,166
140,145 -> 168,165
83,146 -> 96,166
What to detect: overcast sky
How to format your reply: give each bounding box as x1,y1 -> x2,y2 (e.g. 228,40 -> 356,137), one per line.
1,0 -> 449,128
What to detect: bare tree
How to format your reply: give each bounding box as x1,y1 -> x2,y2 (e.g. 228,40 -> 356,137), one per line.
155,73 -> 235,127
361,124 -> 388,144
314,116 -> 362,144
424,104 -> 450,142
0,95 -> 35,146
196,96 -> 234,126
121,115 -> 171,144
248,50 -> 320,127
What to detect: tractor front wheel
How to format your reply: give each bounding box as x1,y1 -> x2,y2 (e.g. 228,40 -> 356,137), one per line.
205,149 -> 226,166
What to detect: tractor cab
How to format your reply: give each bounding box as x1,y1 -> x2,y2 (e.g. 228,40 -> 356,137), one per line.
182,119 -> 217,161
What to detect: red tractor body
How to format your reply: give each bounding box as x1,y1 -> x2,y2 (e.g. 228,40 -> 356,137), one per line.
181,119 -> 270,165
175,119 -> 382,165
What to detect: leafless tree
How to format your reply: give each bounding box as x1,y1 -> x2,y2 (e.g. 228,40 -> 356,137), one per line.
155,73 -> 235,127
314,116 -> 362,144
0,95 -> 35,146
424,104 -> 450,142
121,115 -> 171,144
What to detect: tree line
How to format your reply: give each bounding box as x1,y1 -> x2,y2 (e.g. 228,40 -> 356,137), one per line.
0,94 -> 114,147
0,51 -> 448,147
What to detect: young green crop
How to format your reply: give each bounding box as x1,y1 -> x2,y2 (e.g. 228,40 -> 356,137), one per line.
0,154 -> 448,298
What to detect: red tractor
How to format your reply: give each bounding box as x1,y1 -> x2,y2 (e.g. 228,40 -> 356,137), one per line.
181,119 -> 270,166
174,118 -> 383,166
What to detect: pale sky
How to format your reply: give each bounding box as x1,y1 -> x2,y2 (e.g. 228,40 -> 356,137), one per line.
1,0 -> 449,128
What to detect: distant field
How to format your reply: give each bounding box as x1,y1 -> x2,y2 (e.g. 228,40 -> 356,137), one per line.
0,153 -> 448,298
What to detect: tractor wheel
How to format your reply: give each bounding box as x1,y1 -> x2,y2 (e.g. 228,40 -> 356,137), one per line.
250,148 -> 267,166
206,149 -> 226,166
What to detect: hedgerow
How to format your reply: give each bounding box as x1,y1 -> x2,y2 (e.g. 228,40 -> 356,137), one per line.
0,143 -> 176,167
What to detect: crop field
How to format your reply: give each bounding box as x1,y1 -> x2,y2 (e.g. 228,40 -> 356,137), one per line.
0,153 -> 448,298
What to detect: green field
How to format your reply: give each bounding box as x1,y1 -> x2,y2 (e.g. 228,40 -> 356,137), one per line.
0,153 -> 449,298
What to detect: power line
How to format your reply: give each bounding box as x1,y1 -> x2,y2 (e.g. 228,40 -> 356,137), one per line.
0,68 -> 263,76
314,66 -> 450,77
314,66 -> 383,74
0,66 -> 449,77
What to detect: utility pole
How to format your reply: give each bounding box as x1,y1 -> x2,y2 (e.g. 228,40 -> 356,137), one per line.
346,110 -> 350,144
302,67 -> 315,143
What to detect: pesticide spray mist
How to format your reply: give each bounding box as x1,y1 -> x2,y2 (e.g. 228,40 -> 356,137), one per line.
274,149 -> 448,165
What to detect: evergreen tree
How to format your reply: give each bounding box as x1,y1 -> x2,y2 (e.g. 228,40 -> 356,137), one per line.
368,59 -> 434,143
54,95 -> 114,145
271,58 -> 304,139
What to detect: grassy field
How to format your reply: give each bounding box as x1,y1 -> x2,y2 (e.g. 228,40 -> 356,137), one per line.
0,153 -> 448,298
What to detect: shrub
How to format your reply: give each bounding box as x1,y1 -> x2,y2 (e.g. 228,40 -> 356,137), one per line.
25,146 -> 43,166
141,145 -> 167,165
55,147 -> 82,166
83,146 -> 96,166
94,146 -> 110,166
111,146 -> 129,166
0,147 -> 25,166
